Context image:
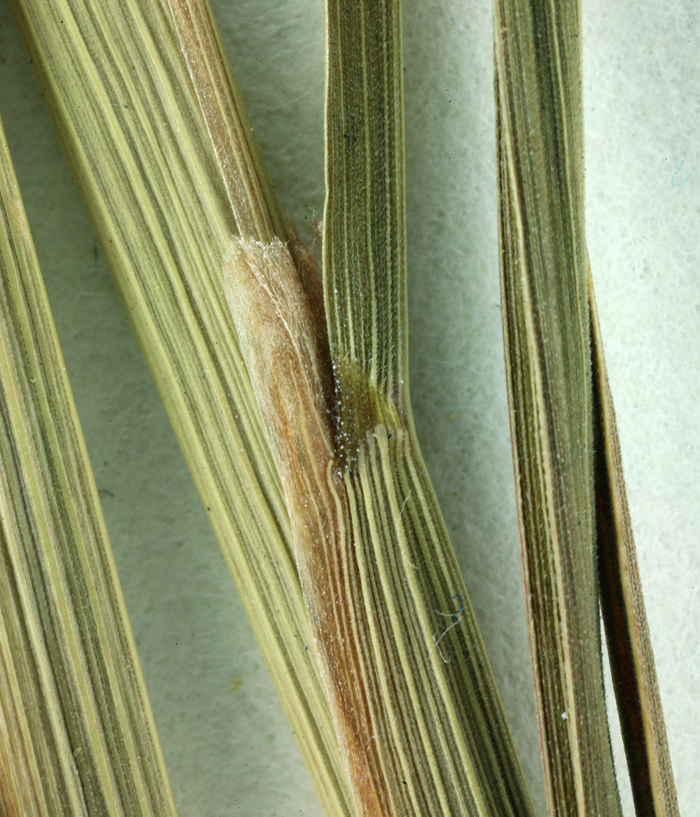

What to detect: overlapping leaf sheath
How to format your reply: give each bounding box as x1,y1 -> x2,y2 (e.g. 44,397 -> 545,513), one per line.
9,1 -> 354,813
295,0 -> 538,814
493,1 -> 621,815
0,111 -> 176,816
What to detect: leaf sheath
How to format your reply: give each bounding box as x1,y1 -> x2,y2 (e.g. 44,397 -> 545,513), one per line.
312,1 -> 539,814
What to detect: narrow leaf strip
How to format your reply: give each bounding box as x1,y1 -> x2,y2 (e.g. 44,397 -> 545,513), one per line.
589,266 -> 681,817
316,1 -> 538,814
493,1 -> 622,815
0,110 -> 176,816
8,1 -> 354,813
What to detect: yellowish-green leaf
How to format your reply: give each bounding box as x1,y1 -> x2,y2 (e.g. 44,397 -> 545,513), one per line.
0,108 -> 176,816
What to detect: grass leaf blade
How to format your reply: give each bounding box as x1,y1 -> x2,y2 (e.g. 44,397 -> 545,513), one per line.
323,0 -> 408,444
0,107 -> 176,817
589,267 -> 681,817
493,0 -> 622,814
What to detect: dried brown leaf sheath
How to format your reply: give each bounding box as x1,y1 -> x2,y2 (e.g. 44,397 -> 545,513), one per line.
224,237 -> 384,812
224,236 -> 537,816
172,0 -> 538,811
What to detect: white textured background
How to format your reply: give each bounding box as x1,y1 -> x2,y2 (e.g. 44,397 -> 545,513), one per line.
0,0 -> 697,815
